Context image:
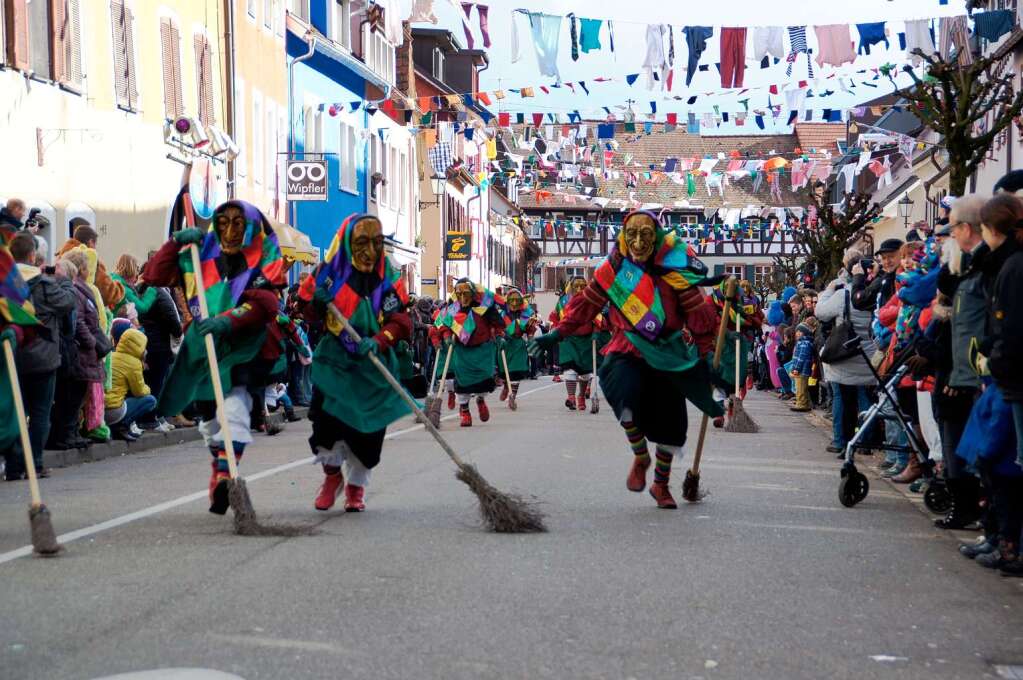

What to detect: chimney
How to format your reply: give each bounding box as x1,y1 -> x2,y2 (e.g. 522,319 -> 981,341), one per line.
397,21 -> 417,105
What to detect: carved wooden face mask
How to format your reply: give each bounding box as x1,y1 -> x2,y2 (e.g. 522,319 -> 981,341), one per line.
216,205 -> 247,255
455,282 -> 474,308
351,217 -> 384,273
507,291 -> 524,311
569,277 -> 587,295
623,214 -> 657,262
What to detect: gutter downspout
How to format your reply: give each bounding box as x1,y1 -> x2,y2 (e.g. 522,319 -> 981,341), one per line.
223,0 -> 238,199
289,32 -> 317,230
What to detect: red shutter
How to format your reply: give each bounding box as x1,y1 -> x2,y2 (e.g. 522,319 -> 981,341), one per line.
193,33 -> 215,126
5,0 -> 30,71
160,17 -> 178,118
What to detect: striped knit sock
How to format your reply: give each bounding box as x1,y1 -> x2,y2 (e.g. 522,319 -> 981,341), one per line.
622,421 -> 650,464
653,446 -> 674,484
566,380 -> 577,397
511,382 -> 520,396
211,444 -> 245,475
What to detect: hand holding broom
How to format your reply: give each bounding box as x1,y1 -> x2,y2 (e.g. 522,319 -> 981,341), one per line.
328,303 -> 545,533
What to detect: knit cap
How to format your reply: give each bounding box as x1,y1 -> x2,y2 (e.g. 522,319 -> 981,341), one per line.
110,318 -> 133,346
782,286 -> 798,304
796,322 -> 812,336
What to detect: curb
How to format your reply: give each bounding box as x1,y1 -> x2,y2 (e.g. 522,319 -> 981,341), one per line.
41,408 -> 307,470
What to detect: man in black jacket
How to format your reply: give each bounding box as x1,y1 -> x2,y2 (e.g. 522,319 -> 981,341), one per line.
850,238 -> 903,313
136,266 -> 182,430
6,232 -> 76,480
0,198 -> 26,233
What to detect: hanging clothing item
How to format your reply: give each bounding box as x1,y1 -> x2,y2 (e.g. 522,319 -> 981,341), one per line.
973,10 -> 1014,43
409,0 -> 438,24
458,3 -> 490,49
643,24 -> 670,89
516,12 -> 563,80
568,13 -> 580,60
903,19 -> 936,65
706,173 -> 725,198
752,26 -> 785,62
684,26 -> 714,87
719,28 -> 746,88
856,22 -> 889,55
940,16 -> 972,66
814,24 -> 856,67
786,26 -> 814,79
579,18 -> 602,53
784,87 -> 808,120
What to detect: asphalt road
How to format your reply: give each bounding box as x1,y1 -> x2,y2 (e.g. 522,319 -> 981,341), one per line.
1,378 -> 1022,680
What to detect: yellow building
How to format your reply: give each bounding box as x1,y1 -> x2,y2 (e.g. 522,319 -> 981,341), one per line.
0,0 -> 231,263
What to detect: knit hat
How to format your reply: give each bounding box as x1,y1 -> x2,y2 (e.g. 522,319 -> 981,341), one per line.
782,286 -> 798,304
110,318 -> 133,346
796,322 -> 812,336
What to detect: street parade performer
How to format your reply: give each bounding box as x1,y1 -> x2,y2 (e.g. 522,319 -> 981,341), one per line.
550,276 -> 598,411
297,214 -> 412,513
144,200 -> 287,515
436,278 -> 506,427
529,210 -> 724,509
498,287 -> 537,410
428,297 -> 457,411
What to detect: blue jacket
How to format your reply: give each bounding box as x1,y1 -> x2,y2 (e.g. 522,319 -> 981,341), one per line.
791,336 -> 815,375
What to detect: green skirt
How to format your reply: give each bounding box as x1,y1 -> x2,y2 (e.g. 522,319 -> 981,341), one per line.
311,335 -> 414,434
453,341 -> 496,394
502,336 -> 530,381
558,334 -> 594,374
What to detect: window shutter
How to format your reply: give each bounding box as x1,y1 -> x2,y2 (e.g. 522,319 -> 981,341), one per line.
6,0 -> 29,71
65,0 -> 82,87
170,23 -> 182,117
110,0 -> 137,109
160,18 -> 183,118
50,0 -> 67,82
124,5 -> 138,107
194,33 -> 215,126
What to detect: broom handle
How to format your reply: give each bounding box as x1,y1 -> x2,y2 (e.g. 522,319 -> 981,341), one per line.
3,339 -> 42,507
329,304 -> 468,469
500,346 -> 513,392
188,244 -> 239,479
426,342 -> 442,397
690,278 -> 737,475
439,341 -> 454,390
734,312 -> 741,394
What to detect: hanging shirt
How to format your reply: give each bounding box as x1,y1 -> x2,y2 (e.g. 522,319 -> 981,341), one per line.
579,18 -> 602,52
683,26 -> 714,87
814,24 -> 856,67
856,22 -> 889,55
751,26 -> 785,62
903,19 -> 936,65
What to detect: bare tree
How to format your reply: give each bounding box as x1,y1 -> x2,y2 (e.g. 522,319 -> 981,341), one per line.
775,180 -> 881,289
896,49 -> 1023,195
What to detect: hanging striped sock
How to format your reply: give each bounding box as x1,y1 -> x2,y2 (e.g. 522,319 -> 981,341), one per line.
566,380 -> 577,397
653,446 -> 674,484
622,421 -> 650,464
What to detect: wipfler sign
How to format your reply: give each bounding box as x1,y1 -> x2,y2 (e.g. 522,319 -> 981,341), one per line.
286,160 -> 328,201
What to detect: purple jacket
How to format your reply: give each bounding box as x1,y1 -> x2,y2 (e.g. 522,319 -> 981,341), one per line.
69,280 -> 108,383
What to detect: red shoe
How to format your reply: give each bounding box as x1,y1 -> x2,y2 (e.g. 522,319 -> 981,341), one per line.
314,469 -> 344,511
565,398 -> 577,411
447,391 -> 456,410
343,484 -> 366,512
626,457 -> 651,492
499,383 -> 509,401
460,408 -> 473,427
477,398 -> 490,422
553,375 -> 562,383
712,416 -> 724,429
649,481 -> 677,509
576,395 -> 586,411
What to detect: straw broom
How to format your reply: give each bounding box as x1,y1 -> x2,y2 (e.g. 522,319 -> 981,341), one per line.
419,346 -> 442,424
330,304 -> 546,533
3,338 -> 62,556
425,344 -> 453,428
724,299 -> 759,433
682,278 -> 735,503
500,347 -> 516,411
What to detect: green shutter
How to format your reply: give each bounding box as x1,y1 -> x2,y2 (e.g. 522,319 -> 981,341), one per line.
713,264 -> 725,277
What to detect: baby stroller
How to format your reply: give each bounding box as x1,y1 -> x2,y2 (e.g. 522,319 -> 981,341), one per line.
837,336 -> 935,508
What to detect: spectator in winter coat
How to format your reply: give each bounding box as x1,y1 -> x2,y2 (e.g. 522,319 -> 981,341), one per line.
789,321 -> 816,412
104,328 -> 157,441
7,232 -> 76,479
135,265 -> 182,430
816,249 -> 878,455
851,238 -> 903,313
55,222 -> 124,310
0,197 -> 26,232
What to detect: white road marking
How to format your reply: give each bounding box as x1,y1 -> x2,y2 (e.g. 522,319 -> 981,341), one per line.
0,382 -> 557,565
208,633 -> 353,656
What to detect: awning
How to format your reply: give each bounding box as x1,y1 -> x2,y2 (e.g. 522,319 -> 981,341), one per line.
269,220 -> 318,264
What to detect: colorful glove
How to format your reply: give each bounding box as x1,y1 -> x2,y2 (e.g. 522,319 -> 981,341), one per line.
444,335 -> 455,347
357,337 -> 379,357
172,228 -> 205,246
313,285 -> 332,308
196,316 -> 232,338
494,335 -> 507,350
0,327 -> 17,348
527,330 -> 560,357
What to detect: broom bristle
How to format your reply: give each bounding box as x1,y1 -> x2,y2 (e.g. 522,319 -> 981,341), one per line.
455,463 -> 546,533
28,505 -> 62,557
229,478 -> 317,537
724,397 -> 759,433
426,398 -> 442,428
681,470 -> 708,503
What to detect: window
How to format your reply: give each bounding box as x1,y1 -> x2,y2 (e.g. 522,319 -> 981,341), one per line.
52,0 -> 84,90
253,90 -> 263,186
263,0 -> 272,30
363,25 -> 395,86
267,102 -> 277,195
26,0 -> 51,78
723,264 -> 744,278
370,135 -> 385,203
246,0 -> 256,20
110,0 -> 139,111
399,150 -> 408,214
565,267 -> 586,281
389,145 -> 399,208
338,120 -> 358,193
754,264 -> 774,289
432,48 -> 444,80
331,0 -> 351,50
234,80 -> 246,177
194,32 -> 216,126
678,214 -> 698,224
303,103 -> 323,155
159,17 -> 184,119
287,0 -> 309,22
274,0 -> 284,37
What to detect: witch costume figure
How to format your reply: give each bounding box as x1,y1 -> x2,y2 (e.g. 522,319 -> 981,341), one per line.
498,287 -> 537,410
549,276 -> 597,411
144,200 -> 287,515
435,278 -> 506,427
530,210 -> 724,509
298,214 -> 413,513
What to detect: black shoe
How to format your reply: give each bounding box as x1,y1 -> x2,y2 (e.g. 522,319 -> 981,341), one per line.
36,467 -> 51,479
4,471 -> 25,481
209,479 -> 230,515
111,425 -> 139,442
285,411 -> 302,423
69,436 -> 93,449
1000,559 -> 1023,577
46,440 -> 72,451
961,538 -> 997,559
976,544 -> 1017,569
826,445 -> 844,453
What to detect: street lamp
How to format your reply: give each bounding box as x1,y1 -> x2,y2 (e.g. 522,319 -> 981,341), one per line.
897,194 -> 914,231
419,174 -> 445,211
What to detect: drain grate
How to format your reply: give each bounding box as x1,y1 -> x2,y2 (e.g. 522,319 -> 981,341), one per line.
993,665 -> 1023,680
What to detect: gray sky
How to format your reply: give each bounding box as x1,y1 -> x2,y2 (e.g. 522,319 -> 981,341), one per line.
405,0 -> 969,132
